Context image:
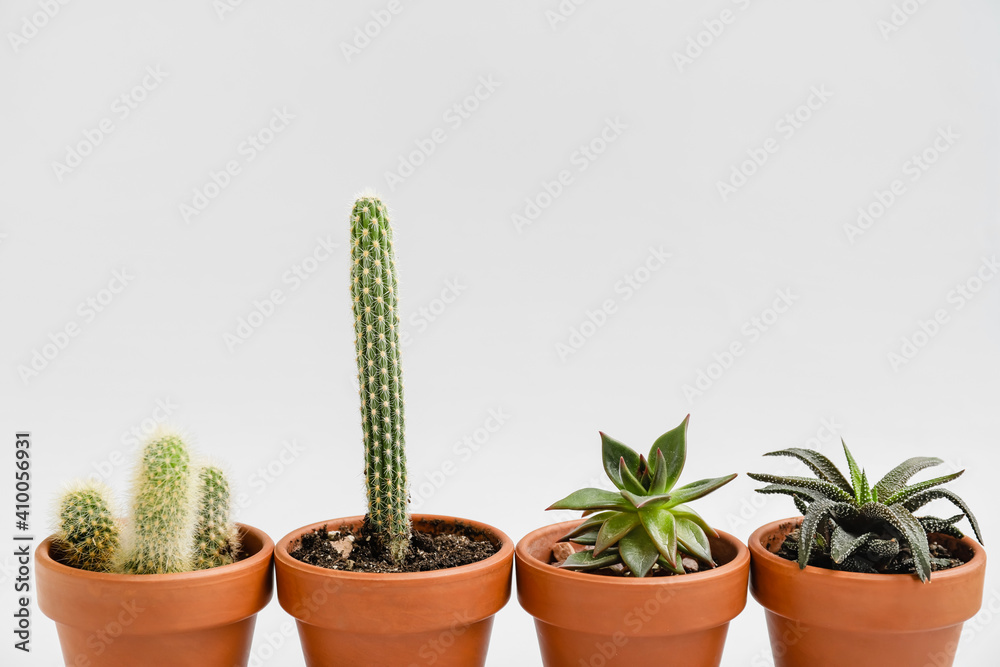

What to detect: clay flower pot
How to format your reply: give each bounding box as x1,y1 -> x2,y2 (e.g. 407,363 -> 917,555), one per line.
749,518 -> 987,667
515,519 -> 750,666
274,514 -> 514,667
36,522 -> 274,667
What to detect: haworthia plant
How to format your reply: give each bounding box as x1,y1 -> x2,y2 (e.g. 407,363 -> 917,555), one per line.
548,416 -> 737,577
53,430 -> 239,575
350,194 -> 410,564
749,441 -> 984,582
55,482 -> 120,572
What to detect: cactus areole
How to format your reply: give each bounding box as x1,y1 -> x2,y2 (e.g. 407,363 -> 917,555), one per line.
350,194 -> 411,564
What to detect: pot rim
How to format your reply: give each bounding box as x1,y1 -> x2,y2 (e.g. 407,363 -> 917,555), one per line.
35,521 -> 274,583
516,519 -> 750,585
274,514 -> 514,581
748,517 -> 986,583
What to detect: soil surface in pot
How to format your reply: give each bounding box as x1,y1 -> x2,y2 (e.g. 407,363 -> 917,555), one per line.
291,522 -> 497,573
775,527 -> 967,574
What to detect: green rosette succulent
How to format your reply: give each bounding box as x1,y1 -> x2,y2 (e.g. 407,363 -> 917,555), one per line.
749,441 -> 984,582
547,416 -> 737,577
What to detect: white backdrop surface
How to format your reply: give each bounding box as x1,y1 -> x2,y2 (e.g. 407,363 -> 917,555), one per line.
2,1 -> 999,665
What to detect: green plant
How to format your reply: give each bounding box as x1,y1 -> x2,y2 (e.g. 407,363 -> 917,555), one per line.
120,433 -> 196,574
193,465 -> 240,569
350,193 -> 410,565
55,482 -> 120,572
748,441 -> 984,582
53,430 -> 238,575
547,416 -> 737,577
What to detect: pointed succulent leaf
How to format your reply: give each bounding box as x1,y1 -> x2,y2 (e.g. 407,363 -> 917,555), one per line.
858,470 -> 872,504
658,553 -> 686,574
637,454 -> 649,480
885,470 -> 964,506
568,528 -> 600,545
559,549 -> 622,571
873,457 -> 943,499
647,415 -> 688,492
747,473 -> 853,504
798,499 -> 836,569
918,515 -> 966,539
671,503 -> 718,538
793,494 -> 810,515
665,473 -> 738,507
601,432 -> 640,491
830,525 -> 880,563
548,488 -> 631,512
619,528 -> 659,577
754,483 -> 818,503
649,449 -> 671,495
902,488 -> 983,544
835,556 -> 878,574
639,508 -> 678,568
841,441 -> 864,501
560,512 -> 616,541
676,517 -> 713,564
828,501 -> 862,523
620,490 -> 672,510
862,503 -> 933,582
594,512 -> 640,555
618,457 -> 646,495
763,448 -> 852,492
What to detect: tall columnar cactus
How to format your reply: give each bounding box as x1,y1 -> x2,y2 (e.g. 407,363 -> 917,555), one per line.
351,194 -> 410,564
119,433 -> 196,574
192,465 -> 239,570
55,482 -> 120,572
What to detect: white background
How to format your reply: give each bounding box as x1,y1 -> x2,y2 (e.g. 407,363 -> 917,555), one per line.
2,1 -> 999,665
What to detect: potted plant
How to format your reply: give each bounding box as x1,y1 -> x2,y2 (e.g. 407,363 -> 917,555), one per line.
272,194 -> 514,667
747,442 -> 986,667
515,415 -> 750,666
36,430 -> 274,667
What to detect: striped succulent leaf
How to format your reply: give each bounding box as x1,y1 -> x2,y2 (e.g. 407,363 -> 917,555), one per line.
750,440 -> 983,582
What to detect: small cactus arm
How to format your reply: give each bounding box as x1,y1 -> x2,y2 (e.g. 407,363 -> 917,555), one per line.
192,465 -> 240,570
54,482 -> 120,572
118,432 -> 196,574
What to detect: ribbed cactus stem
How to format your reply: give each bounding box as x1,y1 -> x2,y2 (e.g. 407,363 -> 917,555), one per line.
192,465 -> 239,570
120,432 -> 195,574
55,482 -> 119,572
350,194 -> 410,564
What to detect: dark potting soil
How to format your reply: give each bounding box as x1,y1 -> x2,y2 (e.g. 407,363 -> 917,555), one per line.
776,527 -> 966,575
290,521 -> 498,573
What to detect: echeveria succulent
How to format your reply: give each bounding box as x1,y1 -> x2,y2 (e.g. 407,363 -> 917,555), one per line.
547,416 -> 736,577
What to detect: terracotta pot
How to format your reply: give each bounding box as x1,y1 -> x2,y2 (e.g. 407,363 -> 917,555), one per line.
749,518 -> 987,667
274,514 -> 514,667
36,522 -> 274,667
515,520 -> 750,666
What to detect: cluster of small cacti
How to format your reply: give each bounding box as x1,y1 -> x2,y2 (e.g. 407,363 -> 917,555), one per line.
53,430 -> 239,574
749,443 -> 984,582
350,194 -> 411,565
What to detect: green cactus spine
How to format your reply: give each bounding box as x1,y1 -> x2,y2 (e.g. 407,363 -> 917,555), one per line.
119,432 -> 196,574
192,465 -> 239,570
55,482 -> 120,572
351,194 -> 410,564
